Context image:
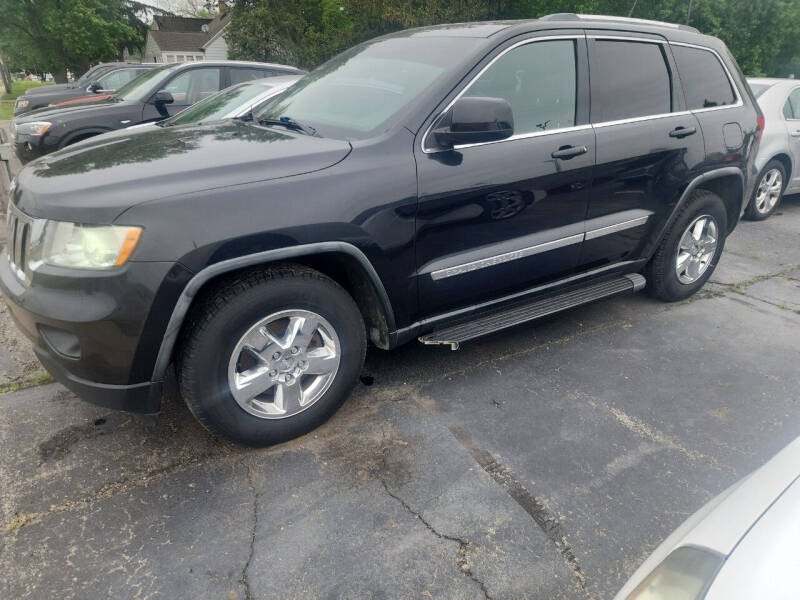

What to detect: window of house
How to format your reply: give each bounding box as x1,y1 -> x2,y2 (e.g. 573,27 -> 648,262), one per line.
672,45 -> 736,109
461,39 -> 577,135
590,40 -> 672,123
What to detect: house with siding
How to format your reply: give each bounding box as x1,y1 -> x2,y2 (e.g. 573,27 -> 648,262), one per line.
144,2 -> 231,64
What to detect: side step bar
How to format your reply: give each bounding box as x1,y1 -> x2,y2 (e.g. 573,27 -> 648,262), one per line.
419,274 -> 646,350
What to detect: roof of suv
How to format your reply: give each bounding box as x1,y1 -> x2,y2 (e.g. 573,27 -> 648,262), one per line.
158,60 -> 304,73
404,13 -> 703,39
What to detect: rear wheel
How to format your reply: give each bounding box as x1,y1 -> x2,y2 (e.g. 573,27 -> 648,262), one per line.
646,189 -> 727,302
745,160 -> 786,221
177,265 -> 366,446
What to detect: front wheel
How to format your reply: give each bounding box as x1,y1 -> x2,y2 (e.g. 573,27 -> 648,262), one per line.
646,189 -> 727,302
177,265 -> 366,446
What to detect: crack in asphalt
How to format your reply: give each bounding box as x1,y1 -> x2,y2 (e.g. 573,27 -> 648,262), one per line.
379,478 -> 493,600
447,424 -> 591,599
242,463 -> 258,600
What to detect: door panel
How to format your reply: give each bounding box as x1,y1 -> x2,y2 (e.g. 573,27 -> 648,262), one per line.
581,35 -> 706,269
415,36 -> 593,316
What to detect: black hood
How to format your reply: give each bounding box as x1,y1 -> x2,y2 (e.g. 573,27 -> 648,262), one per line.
13,120 -> 353,222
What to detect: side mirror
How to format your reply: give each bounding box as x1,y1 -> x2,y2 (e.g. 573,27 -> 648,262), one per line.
433,96 -> 514,149
152,91 -> 175,105
87,82 -> 103,93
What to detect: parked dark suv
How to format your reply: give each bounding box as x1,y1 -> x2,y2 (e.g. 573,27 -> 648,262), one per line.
10,60 -> 304,163
13,63 -> 158,116
1,15 -> 761,446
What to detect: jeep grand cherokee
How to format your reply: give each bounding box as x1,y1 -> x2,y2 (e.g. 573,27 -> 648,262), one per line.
0,15 -> 761,446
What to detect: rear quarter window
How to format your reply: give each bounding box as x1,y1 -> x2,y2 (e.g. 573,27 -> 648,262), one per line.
672,45 -> 737,109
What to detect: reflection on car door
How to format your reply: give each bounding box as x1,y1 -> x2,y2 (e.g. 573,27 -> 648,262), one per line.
414,34 -> 595,316
580,34 -> 706,270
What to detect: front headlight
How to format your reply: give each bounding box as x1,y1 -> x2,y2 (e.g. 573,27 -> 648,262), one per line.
15,121 -> 52,136
28,221 -> 142,270
625,546 -> 724,600
16,99 -> 30,109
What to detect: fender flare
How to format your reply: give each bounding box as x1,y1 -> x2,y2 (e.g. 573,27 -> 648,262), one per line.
642,166 -> 744,261
151,241 -> 396,381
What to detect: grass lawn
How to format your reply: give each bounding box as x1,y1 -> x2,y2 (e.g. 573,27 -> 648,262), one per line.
0,81 -> 54,121
1,80 -> 53,102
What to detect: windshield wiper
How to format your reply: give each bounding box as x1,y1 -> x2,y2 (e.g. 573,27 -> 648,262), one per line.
258,115 -> 320,137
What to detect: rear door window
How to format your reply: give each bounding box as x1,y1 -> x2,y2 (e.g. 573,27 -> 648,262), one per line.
672,45 -> 736,109
590,40 -> 672,123
785,88 -> 800,120
229,68 -> 274,85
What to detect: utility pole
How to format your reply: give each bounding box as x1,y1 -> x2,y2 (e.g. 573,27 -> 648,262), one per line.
629,0 -> 638,17
687,0 -> 694,24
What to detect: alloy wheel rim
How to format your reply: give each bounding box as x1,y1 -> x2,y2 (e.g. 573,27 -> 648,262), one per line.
227,309 -> 341,419
675,215 -> 718,285
755,168 -> 783,213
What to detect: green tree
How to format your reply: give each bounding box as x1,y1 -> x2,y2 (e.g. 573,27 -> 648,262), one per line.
0,0 -> 154,84
226,0 -> 800,77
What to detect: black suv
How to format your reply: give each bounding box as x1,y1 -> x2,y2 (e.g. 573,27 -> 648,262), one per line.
13,63 -> 158,116
10,60 -> 304,163
1,15 -> 761,446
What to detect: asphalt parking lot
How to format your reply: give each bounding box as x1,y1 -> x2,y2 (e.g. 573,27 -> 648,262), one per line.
0,173 -> 799,599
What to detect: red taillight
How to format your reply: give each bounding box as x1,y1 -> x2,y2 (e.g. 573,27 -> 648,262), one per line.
756,114 -> 766,144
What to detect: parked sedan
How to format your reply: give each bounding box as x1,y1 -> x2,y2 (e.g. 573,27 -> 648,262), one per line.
13,63 -> 158,116
745,77 -> 800,220
10,61 -> 303,164
614,436 -> 800,600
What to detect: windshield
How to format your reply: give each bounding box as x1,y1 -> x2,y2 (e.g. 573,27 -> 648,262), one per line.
165,81 -> 276,126
115,65 -> 173,102
74,64 -> 111,87
749,82 -> 773,99
254,35 -> 482,140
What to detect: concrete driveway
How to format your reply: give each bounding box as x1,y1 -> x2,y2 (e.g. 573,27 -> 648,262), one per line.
1,191 -> 799,599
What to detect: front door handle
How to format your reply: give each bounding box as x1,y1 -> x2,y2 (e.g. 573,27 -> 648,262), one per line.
669,126 -> 697,138
790,130 -> 800,137
551,145 -> 589,160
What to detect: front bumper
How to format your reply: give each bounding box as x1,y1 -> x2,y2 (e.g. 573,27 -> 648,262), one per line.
0,248 -> 182,413
12,134 -> 52,165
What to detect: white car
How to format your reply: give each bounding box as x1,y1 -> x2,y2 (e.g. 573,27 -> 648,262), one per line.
126,74 -> 302,131
615,437 -> 800,600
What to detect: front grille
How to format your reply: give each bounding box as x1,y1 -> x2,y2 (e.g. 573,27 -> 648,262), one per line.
6,204 -> 33,284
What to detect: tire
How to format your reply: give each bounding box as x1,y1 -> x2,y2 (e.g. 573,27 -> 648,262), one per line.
745,160 -> 786,221
177,265 -> 366,446
646,189 -> 728,302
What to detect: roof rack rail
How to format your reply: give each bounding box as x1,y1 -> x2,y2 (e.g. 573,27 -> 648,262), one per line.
539,13 -> 700,34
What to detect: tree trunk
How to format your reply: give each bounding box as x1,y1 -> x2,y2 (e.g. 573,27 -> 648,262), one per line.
53,65 -> 68,84
0,54 -> 12,94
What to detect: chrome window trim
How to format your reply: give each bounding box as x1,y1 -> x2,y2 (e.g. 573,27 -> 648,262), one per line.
451,124 -> 593,150
593,110 -> 692,129
669,41 -> 744,112
421,34 -> 583,155
586,34 -> 667,43
430,214 -> 650,280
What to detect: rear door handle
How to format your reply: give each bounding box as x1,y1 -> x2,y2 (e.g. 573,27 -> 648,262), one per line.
551,145 -> 589,160
669,126 -> 697,138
